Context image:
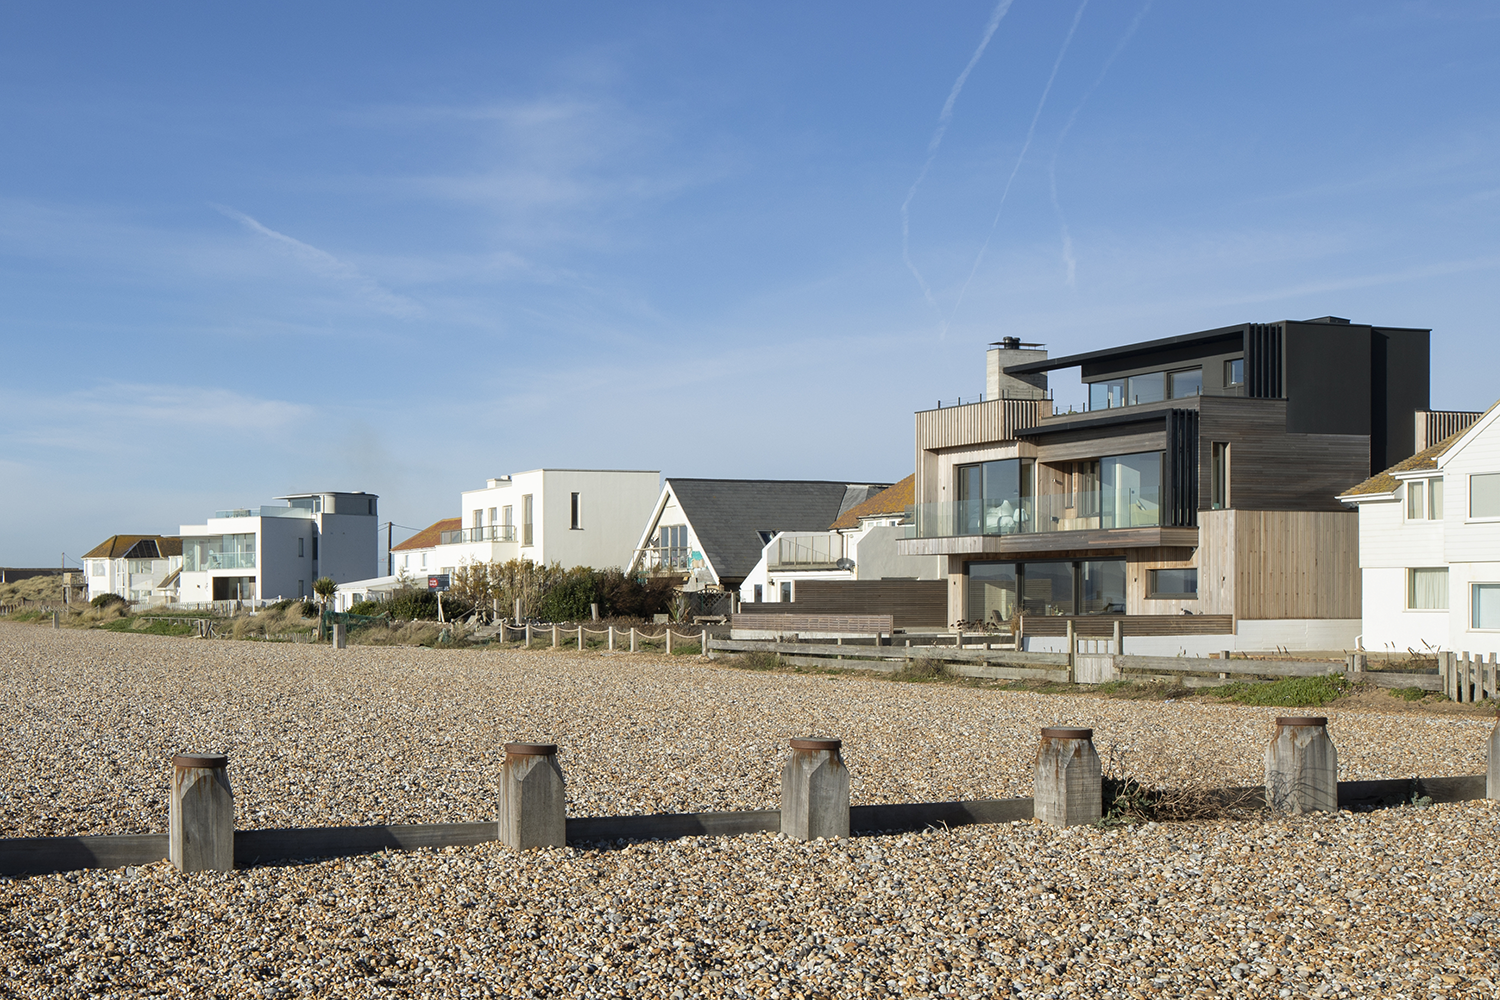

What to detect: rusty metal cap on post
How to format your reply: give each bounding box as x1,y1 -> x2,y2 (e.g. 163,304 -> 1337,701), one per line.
1039,727 -> 1093,741
504,742 -> 558,756
790,737 -> 842,751
1275,717 -> 1327,728
172,753 -> 228,769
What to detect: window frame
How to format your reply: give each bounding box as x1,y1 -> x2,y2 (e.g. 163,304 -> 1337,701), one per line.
1469,473 -> 1500,521
1407,567 -> 1450,612
1471,582 -> 1500,631
1147,567 -> 1199,600
570,492 -> 582,530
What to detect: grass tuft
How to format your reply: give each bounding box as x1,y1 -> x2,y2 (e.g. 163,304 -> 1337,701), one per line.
1211,674 -> 1350,707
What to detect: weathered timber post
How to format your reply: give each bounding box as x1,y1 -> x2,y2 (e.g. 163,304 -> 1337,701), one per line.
514,598 -> 522,622
1065,620 -> 1076,681
1489,718 -> 1500,800
607,625 -> 615,651
52,610 -> 59,629
590,602 -> 599,622
1264,716 -> 1337,814
577,626 -> 584,651
666,629 -> 673,655
781,737 -> 849,840
701,628 -> 709,658
170,753 -> 234,873
332,623 -> 347,649
1113,619 -> 1124,656
499,743 -> 566,850
552,624 -> 559,648
1033,727 -> 1101,827
956,629 -> 964,649
524,623 -> 532,648
630,627 -> 638,653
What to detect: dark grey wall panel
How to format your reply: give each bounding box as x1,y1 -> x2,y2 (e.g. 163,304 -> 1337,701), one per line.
1283,322 -> 1371,436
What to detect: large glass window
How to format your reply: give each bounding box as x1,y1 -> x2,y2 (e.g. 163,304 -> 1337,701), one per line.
1126,372 -> 1164,406
1080,560 -> 1127,614
184,534 -> 255,571
955,458 -> 1032,535
1408,568 -> 1449,610
1169,368 -> 1202,398
967,558 -> 1128,621
1101,452 -> 1162,527
1473,584 -> 1500,629
1471,474 -> 1500,518
967,562 -> 1018,624
1089,379 -> 1125,411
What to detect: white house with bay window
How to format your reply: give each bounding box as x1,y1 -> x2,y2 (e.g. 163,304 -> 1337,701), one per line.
1339,401 -> 1500,654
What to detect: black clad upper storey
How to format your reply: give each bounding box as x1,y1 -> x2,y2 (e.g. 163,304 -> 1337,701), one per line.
1005,317 -> 1430,475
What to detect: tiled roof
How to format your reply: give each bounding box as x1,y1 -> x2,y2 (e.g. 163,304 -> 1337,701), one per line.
1339,433 -> 1465,498
391,517 -> 460,551
829,474 -> 914,529
666,479 -> 890,585
81,535 -> 179,560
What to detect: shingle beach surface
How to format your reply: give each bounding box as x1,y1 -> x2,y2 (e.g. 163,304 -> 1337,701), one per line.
2,625 -> 1498,998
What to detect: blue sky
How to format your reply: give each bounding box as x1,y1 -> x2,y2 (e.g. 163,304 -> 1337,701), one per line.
3,1 -> 1499,566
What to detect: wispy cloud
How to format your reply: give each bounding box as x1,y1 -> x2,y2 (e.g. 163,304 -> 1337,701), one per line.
212,204 -> 424,318
1050,0 -> 1153,287
901,0 -> 1016,313
947,0 -> 1090,332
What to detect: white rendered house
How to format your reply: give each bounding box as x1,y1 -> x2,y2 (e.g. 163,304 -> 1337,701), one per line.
738,476 -> 943,603
1339,403 -> 1500,654
176,491 -> 379,603
82,535 -> 183,605
392,469 -> 661,576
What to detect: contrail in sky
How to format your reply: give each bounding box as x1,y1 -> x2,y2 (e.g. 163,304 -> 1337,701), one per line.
212,203 -> 422,318
946,0 -> 1089,333
901,0 -> 1015,313
1050,0 -> 1153,287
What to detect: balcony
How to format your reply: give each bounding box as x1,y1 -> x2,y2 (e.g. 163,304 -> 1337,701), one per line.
214,506 -> 314,519
188,551 -> 257,571
912,488 -> 1162,539
440,525 -> 519,544
767,532 -> 847,571
634,545 -> 695,573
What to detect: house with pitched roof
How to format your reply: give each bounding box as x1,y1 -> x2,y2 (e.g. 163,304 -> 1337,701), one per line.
627,479 -> 889,592
1338,402 -> 1500,654
82,535 -> 183,604
736,475 -> 942,603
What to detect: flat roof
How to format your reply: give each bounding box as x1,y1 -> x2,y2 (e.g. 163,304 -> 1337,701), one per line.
1003,324 -> 1246,375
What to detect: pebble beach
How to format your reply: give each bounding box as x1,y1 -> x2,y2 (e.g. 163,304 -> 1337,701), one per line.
2,624 -> 1498,998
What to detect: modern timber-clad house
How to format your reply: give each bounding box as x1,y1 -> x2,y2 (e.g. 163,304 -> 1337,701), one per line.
896,319 -> 1448,652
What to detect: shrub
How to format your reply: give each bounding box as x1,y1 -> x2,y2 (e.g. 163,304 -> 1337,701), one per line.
1213,674 -> 1350,708
90,593 -> 127,609
537,568 -> 598,622
348,600 -> 387,616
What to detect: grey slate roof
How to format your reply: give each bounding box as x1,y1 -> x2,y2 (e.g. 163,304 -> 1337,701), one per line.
667,479 -> 890,585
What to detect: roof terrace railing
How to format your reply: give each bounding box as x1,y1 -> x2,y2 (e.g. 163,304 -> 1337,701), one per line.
439,525 -> 519,545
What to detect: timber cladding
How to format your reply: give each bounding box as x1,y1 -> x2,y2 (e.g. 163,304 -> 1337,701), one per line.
1197,509 -> 1360,619
915,399 -> 1052,452
1017,614 -> 1234,637
1198,397 -> 1370,511
738,580 -> 947,629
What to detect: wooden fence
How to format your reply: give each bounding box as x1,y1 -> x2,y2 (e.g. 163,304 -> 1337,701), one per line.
1439,651 -> 1500,702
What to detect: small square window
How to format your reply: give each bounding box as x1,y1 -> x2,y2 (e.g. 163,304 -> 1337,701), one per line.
1472,474 -> 1500,518
1225,358 -> 1245,386
1409,568 -> 1449,610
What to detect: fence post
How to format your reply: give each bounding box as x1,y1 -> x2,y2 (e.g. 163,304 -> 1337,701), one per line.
701,628 -> 709,658
608,625 -> 615,651
170,753 -> 234,873
514,598 -> 522,622
666,629 -> 673,655
1065,620 -> 1076,682
1264,717 -> 1337,814
524,623 -> 532,648
1113,619 -> 1123,656
630,627 -> 638,653
1488,719 -> 1499,800
590,602 -> 599,622
552,624 -> 559,649
1034,728 -> 1101,827
332,623 -> 347,649
499,743 -> 566,850
955,629 -> 964,649
781,738 -> 849,840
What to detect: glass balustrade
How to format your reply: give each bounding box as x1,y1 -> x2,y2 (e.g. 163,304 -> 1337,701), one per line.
911,487 -> 1163,538
439,525 -> 519,544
